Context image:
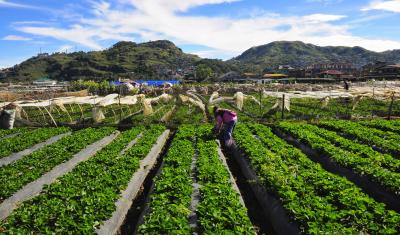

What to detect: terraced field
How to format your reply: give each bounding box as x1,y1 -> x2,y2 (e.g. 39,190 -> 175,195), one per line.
0,120 -> 399,234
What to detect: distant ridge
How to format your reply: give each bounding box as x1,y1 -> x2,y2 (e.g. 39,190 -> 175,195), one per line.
2,40 -> 233,82
231,41 -> 400,72
2,40 -> 400,81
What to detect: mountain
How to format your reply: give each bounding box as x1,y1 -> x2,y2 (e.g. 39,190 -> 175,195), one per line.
231,41 -> 400,72
3,40 -> 400,82
2,40 -> 216,81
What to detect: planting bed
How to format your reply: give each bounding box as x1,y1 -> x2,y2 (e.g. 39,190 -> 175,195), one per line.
137,125 -> 255,234
1,119 -> 400,234
233,123 -> 400,234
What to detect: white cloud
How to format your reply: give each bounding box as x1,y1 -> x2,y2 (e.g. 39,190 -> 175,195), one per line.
57,45 -> 74,53
2,35 -> 32,41
0,0 -> 37,9
14,0 -> 400,59
302,14 -> 347,22
362,0 -> 400,13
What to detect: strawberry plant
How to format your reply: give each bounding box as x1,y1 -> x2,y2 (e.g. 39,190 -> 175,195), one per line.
1,126 -> 165,234
196,135 -> 255,234
235,123 -> 400,234
319,120 -> 400,157
138,125 -> 195,234
0,127 -> 114,202
359,119 -> 400,134
0,128 -> 27,139
0,127 -> 70,159
278,122 -> 400,195
139,125 -> 255,234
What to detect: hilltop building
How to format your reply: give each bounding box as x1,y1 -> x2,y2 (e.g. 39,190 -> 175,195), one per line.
306,63 -> 356,78
217,71 -> 246,83
362,62 -> 400,80
33,77 -> 57,86
0,69 -> 7,79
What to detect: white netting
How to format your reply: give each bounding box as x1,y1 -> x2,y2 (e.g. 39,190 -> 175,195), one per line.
0,109 -> 16,129
179,95 -> 206,112
209,92 -> 219,104
352,96 -> 364,110
160,105 -> 177,122
269,95 -> 290,112
98,94 -> 119,107
119,95 -> 139,105
149,93 -> 173,104
92,107 -> 105,123
284,95 -> 290,111
234,92 -> 244,111
321,97 -> 330,108
140,95 -> 153,116
247,95 -> 261,106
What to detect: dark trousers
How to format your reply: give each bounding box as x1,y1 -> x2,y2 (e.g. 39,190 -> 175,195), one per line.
223,120 -> 237,143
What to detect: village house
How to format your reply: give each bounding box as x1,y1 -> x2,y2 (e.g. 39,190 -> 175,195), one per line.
0,69 -> 7,79
362,62 -> 400,80
306,63 -> 356,78
32,77 -> 57,86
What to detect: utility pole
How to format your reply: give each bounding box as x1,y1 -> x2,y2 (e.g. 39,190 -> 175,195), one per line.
281,94 -> 285,119
387,92 -> 395,120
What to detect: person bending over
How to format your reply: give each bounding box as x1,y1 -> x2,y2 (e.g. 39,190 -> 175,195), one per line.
213,106 -> 237,146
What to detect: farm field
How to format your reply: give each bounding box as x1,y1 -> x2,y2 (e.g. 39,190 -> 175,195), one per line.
11,91 -> 400,128
0,118 -> 399,234
1,87 -> 400,235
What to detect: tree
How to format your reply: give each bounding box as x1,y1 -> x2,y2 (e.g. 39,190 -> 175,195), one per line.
195,64 -> 213,82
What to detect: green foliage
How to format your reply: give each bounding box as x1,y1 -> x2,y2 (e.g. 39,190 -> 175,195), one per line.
138,126 -> 195,234
1,126 -> 165,234
196,127 -> 255,234
318,120 -> 400,156
235,123 -> 400,234
195,64 -> 213,81
232,41 -> 400,72
139,125 -> 254,234
278,122 -> 400,195
0,128 -> 27,139
0,127 -> 70,159
0,127 -> 114,202
69,80 -> 117,95
5,40 -> 200,81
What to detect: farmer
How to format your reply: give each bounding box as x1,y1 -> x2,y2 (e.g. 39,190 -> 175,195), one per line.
344,80 -> 349,91
213,106 -> 237,146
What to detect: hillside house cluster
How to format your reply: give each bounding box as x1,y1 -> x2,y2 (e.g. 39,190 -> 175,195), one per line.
218,61 -> 400,83
0,69 -> 8,79
361,62 -> 400,80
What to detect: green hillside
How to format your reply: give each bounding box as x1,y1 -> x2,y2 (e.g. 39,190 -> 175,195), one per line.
3,40 -> 400,82
231,41 -> 400,72
4,40 -> 202,81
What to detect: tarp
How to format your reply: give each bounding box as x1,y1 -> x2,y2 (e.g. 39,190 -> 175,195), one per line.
136,80 -> 180,86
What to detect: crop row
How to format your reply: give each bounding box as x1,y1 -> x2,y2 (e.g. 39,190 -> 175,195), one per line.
319,120 -> 400,157
0,127 -> 70,159
0,125 -> 165,233
296,122 -> 400,173
359,119 -> 400,134
138,125 -> 254,234
170,105 -> 205,125
0,128 -> 26,139
235,123 -> 400,234
131,104 -> 173,125
0,127 -> 115,202
138,125 -> 195,233
196,126 -> 255,234
278,122 -> 400,195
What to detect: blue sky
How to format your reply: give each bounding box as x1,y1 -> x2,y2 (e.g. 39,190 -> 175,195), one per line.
1,0 -> 400,68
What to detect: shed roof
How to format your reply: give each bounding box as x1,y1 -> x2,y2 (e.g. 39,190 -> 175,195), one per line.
320,70 -> 343,75
263,73 -> 288,78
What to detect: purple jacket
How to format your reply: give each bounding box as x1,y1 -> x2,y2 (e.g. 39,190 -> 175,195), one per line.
216,110 -> 237,129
